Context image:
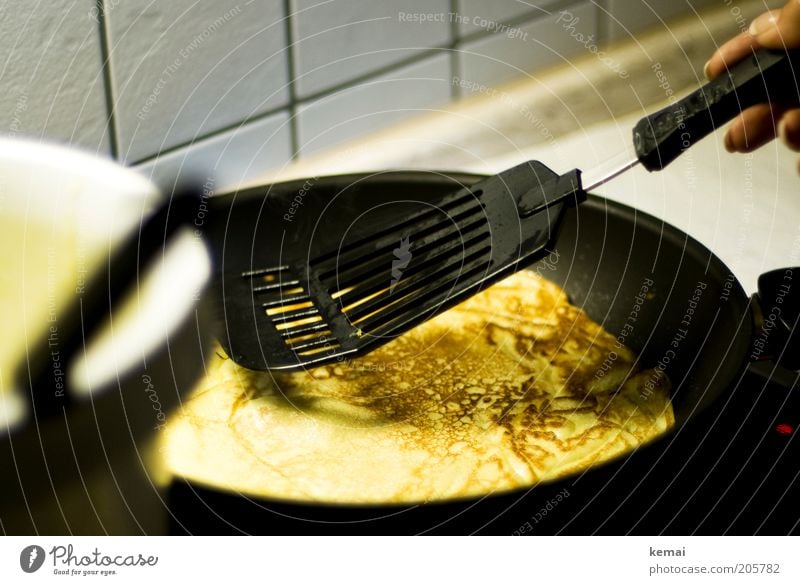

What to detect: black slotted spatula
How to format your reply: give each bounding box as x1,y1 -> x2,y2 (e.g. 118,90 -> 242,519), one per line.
207,48 -> 800,371
209,162 -> 582,371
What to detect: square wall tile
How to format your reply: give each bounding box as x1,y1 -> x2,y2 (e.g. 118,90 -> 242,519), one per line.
291,0 -> 451,98
134,110 -> 292,191
297,53 -> 451,156
602,0 -> 724,40
0,0 -> 110,154
108,0 -> 289,162
455,0 -> 559,37
458,3 -> 597,94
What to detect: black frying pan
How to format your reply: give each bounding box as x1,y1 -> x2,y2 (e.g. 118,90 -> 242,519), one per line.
170,171 -> 798,535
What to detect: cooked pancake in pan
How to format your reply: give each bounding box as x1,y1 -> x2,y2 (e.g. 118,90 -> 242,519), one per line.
163,271 -> 673,503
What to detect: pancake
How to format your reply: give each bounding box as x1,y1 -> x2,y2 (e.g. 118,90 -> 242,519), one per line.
163,271 -> 673,503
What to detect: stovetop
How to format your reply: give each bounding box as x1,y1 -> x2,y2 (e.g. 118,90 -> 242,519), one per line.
634,366 -> 799,535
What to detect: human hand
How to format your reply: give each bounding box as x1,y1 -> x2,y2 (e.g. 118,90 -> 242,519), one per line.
704,1 -> 800,161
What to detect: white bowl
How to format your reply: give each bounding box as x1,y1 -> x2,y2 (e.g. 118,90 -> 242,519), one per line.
0,138 -> 213,534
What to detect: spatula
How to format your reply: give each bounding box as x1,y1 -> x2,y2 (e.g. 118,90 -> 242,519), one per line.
209,48 -> 800,371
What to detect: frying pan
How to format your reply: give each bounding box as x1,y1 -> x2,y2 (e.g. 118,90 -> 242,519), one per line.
168,171 -> 798,535
212,48 -> 799,373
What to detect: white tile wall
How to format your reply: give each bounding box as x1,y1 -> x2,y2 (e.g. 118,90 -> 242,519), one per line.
0,0 -> 759,183
455,0 -> 560,36
291,0 -> 452,98
296,53 -> 452,155
107,0 -> 289,162
0,0 -> 110,154
458,3 -> 597,95
134,111 -> 293,189
601,0 -> 729,40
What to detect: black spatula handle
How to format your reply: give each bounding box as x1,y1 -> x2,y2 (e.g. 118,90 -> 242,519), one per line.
634,48 -> 800,171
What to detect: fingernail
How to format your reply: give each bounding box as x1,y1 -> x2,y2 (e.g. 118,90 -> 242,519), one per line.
724,131 -> 735,152
779,116 -> 800,151
749,11 -> 778,37
703,60 -> 712,80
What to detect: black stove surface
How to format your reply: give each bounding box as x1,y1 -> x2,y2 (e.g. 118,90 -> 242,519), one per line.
631,366 -> 799,535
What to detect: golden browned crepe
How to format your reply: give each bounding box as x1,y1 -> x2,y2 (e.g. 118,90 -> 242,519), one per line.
163,271 -> 673,503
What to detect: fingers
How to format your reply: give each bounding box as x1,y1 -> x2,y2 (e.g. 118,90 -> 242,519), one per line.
704,0 -> 800,80
705,1 -> 800,161
751,0 -> 800,48
779,108 -> 800,151
723,103 -> 786,152
747,8 -> 783,40
704,21 -> 773,80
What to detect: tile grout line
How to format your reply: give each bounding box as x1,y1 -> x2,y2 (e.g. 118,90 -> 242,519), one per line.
133,0 -> 593,168
129,103 -> 293,166
297,47 -> 449,104
283,0 -> 301,159
453,0 -> 586,46
95,0 -> 120,160
132,49 -> 447,166
449,0 -> 461,100
595,0 -> 608,42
